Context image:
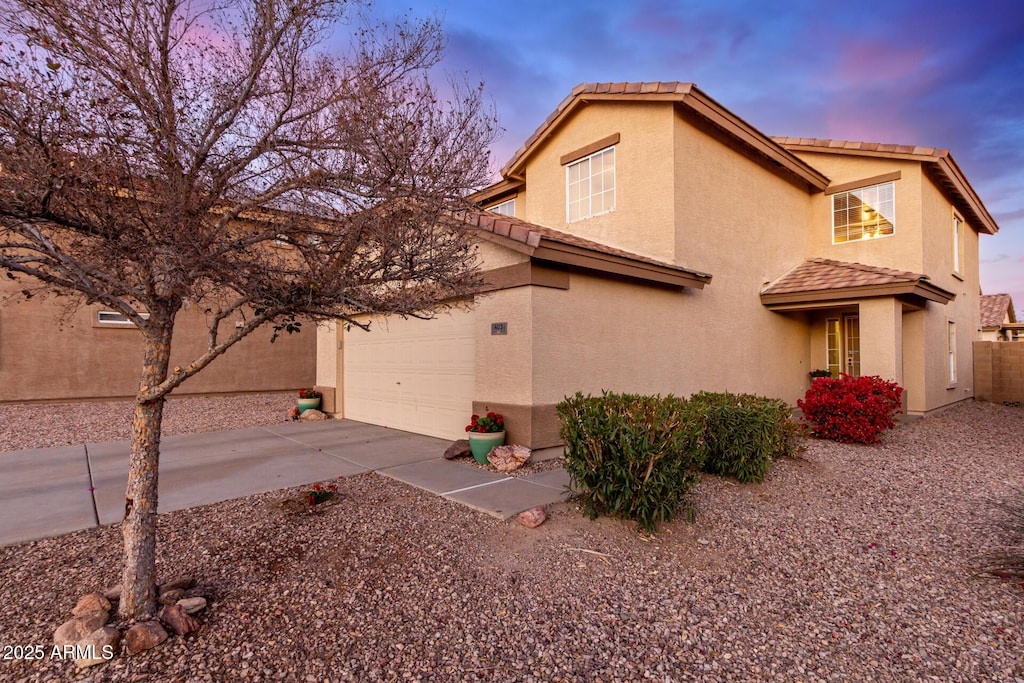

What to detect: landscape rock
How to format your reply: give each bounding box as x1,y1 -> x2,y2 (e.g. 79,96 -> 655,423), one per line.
517,506 -> 547,528
177,597 -> 208,614
288,406 -> 301,421
54,610 -> 109,647
124,621 -> 168,654
299,408 -> 329,421
443,439 -> 471,460
488,444 -> 532,472
158,576 -> 195,594
102,585 -> 121,602
74,626 -> 121,668
72,592 -> 112,616
158,604 -> 200,636
158,588 -> 185,605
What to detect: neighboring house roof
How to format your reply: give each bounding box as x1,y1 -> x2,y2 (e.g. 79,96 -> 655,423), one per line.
773,137 -> 999,236
449,208 -> 712,289
492,81 -> 829,194
980,293 -> 1016,328
760,258 -> 955,308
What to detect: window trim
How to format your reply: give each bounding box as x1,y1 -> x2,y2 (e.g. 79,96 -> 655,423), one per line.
951,210 -> 964,279
831,180 -> 896,245
94,310 -> 150,328
566,145 -> 616,223
946,319 -> 957,387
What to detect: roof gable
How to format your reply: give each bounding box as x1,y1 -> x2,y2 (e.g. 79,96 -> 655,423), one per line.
498,82 -> 829,193
773,137 -> 999,235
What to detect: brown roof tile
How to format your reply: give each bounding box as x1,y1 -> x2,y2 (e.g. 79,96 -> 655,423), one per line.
448,208 -> 710,279
762,258 -> 930,295
981,293 -> 1015,327
772,136 -> 946,159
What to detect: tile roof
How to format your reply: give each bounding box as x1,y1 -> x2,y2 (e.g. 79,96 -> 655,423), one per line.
448,208 -> 711,280
761,258 -> 932,295
771,137 -> 947,159
980,293 -> 1016,327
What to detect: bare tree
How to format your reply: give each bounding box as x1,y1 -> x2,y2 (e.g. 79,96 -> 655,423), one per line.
0,0 -> 496,618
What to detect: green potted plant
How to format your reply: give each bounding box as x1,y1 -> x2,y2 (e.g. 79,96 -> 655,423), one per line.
297,387 -> 322,414
465,411 -> 505,464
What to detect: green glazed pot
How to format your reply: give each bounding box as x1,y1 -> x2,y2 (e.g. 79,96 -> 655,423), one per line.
467,431 -> 505,464
297,397 -> 321,414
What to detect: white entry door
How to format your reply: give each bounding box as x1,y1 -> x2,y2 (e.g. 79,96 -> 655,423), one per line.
342,310 -> 475,440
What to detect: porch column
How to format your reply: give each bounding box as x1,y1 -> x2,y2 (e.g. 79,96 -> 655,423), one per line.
859,298 -> 903,385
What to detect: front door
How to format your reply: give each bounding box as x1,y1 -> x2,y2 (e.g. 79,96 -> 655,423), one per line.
826,315 -> 861,377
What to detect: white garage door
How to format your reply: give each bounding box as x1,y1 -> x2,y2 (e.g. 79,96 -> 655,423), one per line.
343,310 -> 475,440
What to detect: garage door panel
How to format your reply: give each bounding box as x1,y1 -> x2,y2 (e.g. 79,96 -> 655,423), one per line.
343,311 -> 475,440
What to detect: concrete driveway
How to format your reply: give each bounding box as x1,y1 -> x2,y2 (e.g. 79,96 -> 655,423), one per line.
0,419 -> 570,546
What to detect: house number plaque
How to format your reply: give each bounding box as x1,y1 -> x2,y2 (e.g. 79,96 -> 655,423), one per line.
491,322 -> 508,335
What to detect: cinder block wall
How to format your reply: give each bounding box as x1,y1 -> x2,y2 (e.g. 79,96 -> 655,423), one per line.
974,341 -> 1024,405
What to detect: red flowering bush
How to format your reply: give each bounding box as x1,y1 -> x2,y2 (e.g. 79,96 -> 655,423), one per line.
797,374 -> 903,444
298,387 -> 322,399
466,410 -> 504,433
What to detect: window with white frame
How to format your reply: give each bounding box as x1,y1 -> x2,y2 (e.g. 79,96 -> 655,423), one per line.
947,320 -> 957,385
567,146 -> 615,222
97,310 -> 149,326
832,181 -> 895,244
952,212 -> 963,275
488,198 -> 515,216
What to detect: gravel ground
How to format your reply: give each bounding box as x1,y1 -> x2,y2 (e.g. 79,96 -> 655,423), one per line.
1,398 -> 1023,682
0,392 -> 297,451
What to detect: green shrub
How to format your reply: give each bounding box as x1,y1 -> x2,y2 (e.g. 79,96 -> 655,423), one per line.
690,391 -> 795,484
557,391 -> 704,533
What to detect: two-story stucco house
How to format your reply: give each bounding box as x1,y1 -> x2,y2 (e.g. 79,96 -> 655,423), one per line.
315,82 -> 1000,447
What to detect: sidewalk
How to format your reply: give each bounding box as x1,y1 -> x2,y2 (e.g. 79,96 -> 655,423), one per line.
0,419 -> 570,546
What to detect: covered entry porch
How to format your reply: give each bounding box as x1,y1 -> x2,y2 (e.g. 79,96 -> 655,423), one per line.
761,258 -> 956,415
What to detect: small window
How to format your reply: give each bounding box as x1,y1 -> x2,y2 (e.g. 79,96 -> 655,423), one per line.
832,181 -> 895,244
947,320 -> 957,385
488,198 -> 515,216
97,310 -> 149,326
567,146 -> 615,223
952,213 -> 963,275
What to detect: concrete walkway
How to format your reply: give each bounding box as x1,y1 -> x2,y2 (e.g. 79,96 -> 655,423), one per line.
0,419 -> 571,547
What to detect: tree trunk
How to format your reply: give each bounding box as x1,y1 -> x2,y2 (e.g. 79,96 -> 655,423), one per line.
119,323 -> 174,619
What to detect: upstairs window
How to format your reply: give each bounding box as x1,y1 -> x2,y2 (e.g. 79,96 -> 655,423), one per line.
832,181 -> 895,244
952,212 -> 963,275
567,146 -> 615,222
488,198 -> 515,216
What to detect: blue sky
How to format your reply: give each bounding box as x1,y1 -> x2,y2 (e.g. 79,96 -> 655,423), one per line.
365,0 -> 1024,311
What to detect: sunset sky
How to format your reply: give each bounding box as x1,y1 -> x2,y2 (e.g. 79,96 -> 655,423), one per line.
366,0 -> 1024,310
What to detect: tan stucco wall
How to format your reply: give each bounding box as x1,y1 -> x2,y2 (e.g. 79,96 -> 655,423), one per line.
516,102 -> 678,260
793,154 -> 925,273
0,282 -> 315,402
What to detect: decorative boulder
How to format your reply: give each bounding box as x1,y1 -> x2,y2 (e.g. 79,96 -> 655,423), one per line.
72,592 -> 112,616
299,409 -> 329,421
158,604 -> 200,636
517,506 -> 547,528
75,626 -> 121,668
176,597 -> 208,614
124,621 -> 168,654
443,439 -> 472,460
54,610 -> 110,647
487,444 -> 531,472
